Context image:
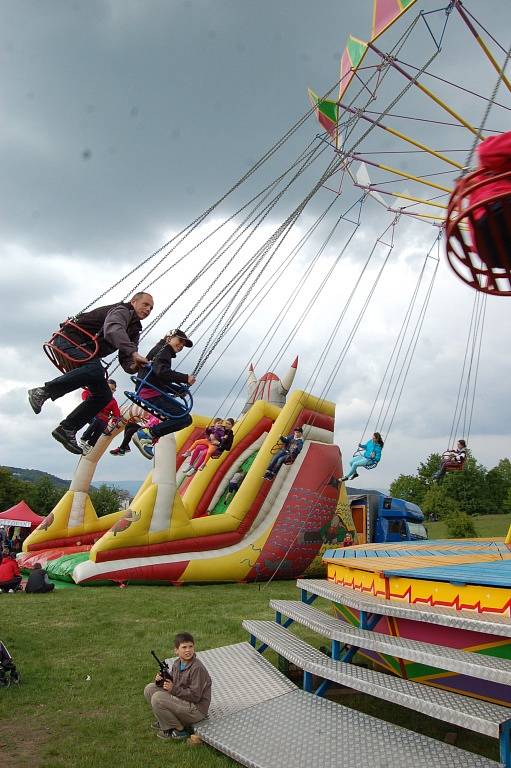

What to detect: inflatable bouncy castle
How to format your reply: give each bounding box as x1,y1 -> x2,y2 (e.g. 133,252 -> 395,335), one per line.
22,361 -> 344,585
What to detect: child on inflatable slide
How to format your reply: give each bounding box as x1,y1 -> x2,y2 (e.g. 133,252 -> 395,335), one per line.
182,418 -> 223,474
182,417 -> 235,474
263,427 -> 304,481
132,330 -> 196,460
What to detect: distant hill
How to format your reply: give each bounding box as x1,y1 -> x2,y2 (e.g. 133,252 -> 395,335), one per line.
100,480 -> 144,497
2,466 -> 71,489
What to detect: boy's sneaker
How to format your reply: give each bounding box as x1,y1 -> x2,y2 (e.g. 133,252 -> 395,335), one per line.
81,442 -> 94,455
133,430 -> 154,460
171,729 -> 188,740
52,426 -> 83,455
157,727 -> 188,740
28,387 -> 49,414
351,472 -> 359,479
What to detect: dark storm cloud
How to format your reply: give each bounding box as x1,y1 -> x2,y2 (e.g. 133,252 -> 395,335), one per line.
1,1 -> 510,484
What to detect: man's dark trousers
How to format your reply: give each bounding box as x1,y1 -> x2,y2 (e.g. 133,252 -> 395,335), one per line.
45,359 -> 111,432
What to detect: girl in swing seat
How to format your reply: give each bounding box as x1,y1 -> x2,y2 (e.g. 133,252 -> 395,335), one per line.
433,439 -> 467,482
132,330 -> 196,459
340,432 -> 384,482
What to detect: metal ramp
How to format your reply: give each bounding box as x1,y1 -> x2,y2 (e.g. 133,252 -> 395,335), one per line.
195,643 -> 503,767
194,642 -> 295,720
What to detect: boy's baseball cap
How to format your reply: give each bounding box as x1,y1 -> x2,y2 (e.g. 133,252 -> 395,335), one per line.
169,328 -> 193,347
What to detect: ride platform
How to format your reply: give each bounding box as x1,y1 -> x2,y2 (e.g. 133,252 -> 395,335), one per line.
321,539 -> 511,706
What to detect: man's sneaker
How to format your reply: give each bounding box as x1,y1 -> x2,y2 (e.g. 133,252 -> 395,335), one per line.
133,430 -> 154,460
110,447 -> 128,456
51,426 -> 83,455
81,442 -> 94,456
28,387 -> 49,415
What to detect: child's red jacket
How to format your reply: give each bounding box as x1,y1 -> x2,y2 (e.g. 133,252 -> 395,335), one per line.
81,390 -> 121,423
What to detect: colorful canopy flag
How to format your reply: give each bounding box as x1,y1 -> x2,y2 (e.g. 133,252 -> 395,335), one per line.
371,0 -> 418,42
338,35 -> 368,101
307,88 -> 339,139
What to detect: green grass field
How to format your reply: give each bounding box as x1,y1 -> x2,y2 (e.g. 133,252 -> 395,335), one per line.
2,579 -> 503,767
426,512 -> 511,540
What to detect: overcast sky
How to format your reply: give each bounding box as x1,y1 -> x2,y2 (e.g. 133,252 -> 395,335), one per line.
1,0 -> 510,492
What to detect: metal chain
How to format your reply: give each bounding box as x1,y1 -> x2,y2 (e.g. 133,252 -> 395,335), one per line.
464,42 -> 511,171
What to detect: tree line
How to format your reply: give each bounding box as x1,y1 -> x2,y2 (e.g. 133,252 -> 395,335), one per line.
389,453 -> 511,537
0,467 -> 125,518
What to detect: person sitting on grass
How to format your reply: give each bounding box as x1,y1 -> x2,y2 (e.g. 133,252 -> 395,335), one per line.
263,426 -> 304,481
143,632 -> 212,741
25,562 -> 55,594
0,552 -> 22,593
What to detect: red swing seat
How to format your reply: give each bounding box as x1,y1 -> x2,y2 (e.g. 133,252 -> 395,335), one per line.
43,321 -> 99,374
443,458 -> 465,473
445,169 -> 511,296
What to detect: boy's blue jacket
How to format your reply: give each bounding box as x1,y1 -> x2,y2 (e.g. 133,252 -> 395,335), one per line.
360,439 -> 382,462
281,433 -> 304,460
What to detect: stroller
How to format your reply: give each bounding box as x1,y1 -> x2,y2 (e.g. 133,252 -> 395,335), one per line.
0,641 -> 21,687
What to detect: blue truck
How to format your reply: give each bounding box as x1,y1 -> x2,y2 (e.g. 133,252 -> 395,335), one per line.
349,491 -> 427,544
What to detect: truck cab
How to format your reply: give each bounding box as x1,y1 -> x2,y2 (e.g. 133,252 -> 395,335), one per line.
350,491 -> 427,544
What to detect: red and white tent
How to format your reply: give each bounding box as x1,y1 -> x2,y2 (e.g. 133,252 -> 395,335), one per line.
0,501 -> 44,529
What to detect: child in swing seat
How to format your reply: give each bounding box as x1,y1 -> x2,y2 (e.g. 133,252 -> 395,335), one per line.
132,330 -> 196,460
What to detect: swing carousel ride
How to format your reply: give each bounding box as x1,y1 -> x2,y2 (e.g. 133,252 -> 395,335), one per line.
21,0 -> 511,675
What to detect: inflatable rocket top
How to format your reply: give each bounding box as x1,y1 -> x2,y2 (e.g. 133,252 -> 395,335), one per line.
241,357 -> 298,413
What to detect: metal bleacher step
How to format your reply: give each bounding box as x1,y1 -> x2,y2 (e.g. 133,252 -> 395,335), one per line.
242,619 -> 511,739
270,599 -> 511,687
297,578 -> 511,638
196,688 -> 504,768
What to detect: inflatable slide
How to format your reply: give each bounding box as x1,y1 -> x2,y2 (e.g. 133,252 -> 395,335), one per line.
22,388 -> 342,585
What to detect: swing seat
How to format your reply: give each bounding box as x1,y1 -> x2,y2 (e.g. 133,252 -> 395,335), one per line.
353,449 -> 378,471
43,321 -> 99,374
124,366 -> 193,421
443,458 -> 465,473
445,169 -> 511,296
